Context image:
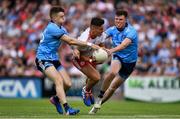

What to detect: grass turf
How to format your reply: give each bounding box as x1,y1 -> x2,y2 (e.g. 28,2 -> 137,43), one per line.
0,98 -> 180,119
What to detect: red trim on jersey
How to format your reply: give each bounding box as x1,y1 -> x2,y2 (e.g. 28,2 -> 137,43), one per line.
72,58 -> 96,69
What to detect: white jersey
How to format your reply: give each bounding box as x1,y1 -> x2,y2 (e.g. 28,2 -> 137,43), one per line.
77,28 -> 106,56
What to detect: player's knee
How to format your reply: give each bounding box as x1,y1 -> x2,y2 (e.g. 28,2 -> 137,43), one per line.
110,84 -> 119,92
54,78 -> 63,86
109,71 -> 116,77
93,74 -> 101,82
108,87 -> 116,92
66,81 -> 72,89
109,82 -> 120,91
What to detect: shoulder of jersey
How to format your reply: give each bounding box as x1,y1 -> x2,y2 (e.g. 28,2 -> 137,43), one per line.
47,22 -> 59,30
109,26 -> 116,30
61,26 -> 67,32
80,28 -> 90,37
125,24 -> 137,33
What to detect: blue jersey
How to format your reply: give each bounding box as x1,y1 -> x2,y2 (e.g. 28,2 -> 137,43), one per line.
36,21 -> 68,60
105,23 -> 138,63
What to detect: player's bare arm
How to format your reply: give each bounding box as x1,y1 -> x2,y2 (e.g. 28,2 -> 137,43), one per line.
99,32 -> 111,54
109,38 -> 132,54
60,34 -> 100,49
72,48 -> 80,59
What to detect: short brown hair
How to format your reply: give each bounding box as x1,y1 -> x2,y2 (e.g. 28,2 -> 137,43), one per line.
50,6 -> 64,19
115,9 -> 128,18
91,17 -> 104,26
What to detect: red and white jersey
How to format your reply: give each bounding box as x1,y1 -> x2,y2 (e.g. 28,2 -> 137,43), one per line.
77,27 -> 106,56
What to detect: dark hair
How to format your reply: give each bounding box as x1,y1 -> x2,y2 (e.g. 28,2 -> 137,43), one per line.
90,17 -> 104,26
115,9 -> 128,18
50,6 -> 64,19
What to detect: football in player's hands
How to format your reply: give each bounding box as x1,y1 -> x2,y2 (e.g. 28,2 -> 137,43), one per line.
92,48 -> 108,63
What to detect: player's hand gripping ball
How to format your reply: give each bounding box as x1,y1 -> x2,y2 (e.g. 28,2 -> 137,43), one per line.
92,48 -> 108,63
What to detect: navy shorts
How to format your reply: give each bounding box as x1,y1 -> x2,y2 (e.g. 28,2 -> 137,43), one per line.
113,55 -> 136,80
35,58 -> 63,73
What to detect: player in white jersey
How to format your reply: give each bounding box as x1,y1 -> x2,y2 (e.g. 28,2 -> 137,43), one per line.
72,17 -> 107,106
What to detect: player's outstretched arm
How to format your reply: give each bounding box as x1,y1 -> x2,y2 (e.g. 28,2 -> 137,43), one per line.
109,38 -> 132,54
61,34 -> 100,49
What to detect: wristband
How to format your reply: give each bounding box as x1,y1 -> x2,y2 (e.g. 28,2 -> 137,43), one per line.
87,42 -> 92,46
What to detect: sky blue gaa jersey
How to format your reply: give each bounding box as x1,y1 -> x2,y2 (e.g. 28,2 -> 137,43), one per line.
36,21 -> 68,60
105,23 -> 138,63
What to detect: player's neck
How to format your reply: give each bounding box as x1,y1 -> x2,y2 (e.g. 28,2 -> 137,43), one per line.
117,22 -> 128,31
51,20 -> 62,27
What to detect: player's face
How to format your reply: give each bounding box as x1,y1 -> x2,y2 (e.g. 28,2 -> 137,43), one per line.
55,12 -> 65,25
90,25 -> 104,38
115,15 -> 126,29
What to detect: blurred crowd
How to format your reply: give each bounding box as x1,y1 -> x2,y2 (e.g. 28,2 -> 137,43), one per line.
0,0 -> 180,78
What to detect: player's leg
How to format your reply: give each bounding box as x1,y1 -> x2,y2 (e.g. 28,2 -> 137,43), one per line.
101,60 -> 136,104
72,58 -> 100,106
35,59 -> 79,115
58,68 -> 72,92
35,59 -> 64,114
89,76 -> 123,115
72,59 -> 100,92
56,66 -> 80,115
81,64 -> 100,91
89,60 -> 136,114
80,63 -> 100,106
98,59 -> 121,98
101,76 -> 124,104
89,60 -> 121,114
44,66 -> 66,114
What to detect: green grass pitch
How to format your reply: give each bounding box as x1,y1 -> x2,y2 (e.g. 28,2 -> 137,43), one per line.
0,98 -> 180,119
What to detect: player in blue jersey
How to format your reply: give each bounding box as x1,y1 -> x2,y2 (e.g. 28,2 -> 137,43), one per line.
35,6 -> 99,115
89,9 -> 138,114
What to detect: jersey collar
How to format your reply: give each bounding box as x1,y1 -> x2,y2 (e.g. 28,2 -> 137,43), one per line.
50,20 -> 62,29
116,22 -> 128,32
